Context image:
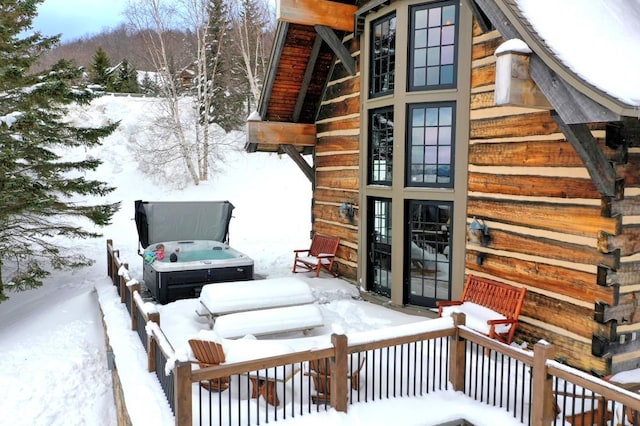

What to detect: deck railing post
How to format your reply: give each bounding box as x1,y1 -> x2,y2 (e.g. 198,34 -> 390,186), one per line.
330,333 -> 348,412
148,333 -> 157,373
130,283 -> 141,330
174,361 -> 192,426
449,312 -> 467,392
531,340 -> 555,426
119,262 -> 129,303
107,239 -> 113,277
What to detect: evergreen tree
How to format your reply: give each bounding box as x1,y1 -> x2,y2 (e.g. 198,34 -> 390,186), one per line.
113,59 -> 139,93
90,46 -> 113,89
0,0 -> 120,302
203,0 -> 244,132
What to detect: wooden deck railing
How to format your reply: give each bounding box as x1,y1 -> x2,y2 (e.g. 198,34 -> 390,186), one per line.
106,239 -> 640,426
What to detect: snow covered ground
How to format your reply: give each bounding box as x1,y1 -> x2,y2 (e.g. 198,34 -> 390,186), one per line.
4,95 -> 634,426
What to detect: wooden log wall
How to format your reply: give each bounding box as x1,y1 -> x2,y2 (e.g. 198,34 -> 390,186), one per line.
313,33 -> 361,279
468,24 -> 640,375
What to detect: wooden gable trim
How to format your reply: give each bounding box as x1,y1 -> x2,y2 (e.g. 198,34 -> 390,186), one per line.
246,121 -> 316,147
314,25 -> 356,76
277,0 -> 356,32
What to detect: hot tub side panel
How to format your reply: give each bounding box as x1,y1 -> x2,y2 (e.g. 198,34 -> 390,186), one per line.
143,263 -> 254,304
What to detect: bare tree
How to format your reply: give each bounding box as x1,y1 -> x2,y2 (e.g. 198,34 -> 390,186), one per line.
230,0 -> 275,112
125,0 -> 246,185
126,0 -> 201,184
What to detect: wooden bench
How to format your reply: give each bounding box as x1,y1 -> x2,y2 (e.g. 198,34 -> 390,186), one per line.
437,275 -> 526,345
292,234 -> 340,277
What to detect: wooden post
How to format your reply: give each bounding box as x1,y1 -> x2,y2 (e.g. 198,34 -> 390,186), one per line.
449,312 -> 467,392
531,341 -> 556,426
106,239 -> 113,277
148,334 -> 156,373
119,262 -> 129,303
330,333 -> 348,413
149,311 -> 160,328
130,283 -> 141,331
174,361 -> 192,426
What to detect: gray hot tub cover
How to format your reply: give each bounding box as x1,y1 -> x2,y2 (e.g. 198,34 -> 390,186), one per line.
134,200 -> 234,248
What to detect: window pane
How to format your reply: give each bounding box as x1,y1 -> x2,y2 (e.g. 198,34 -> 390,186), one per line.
409,2 -> 458,90
415,29 -> 427,48
428,8 -> 441,27
414,68 -> 426,86
415,48 -> 426,67
427,27 -> 441,47
441,25 -> 455,45
370,13 -> 396,97
369,108 -> 394,185
442,5 -> 456,25
406,201 -> 452,307
406,103 -> 456,188
426,67 -> 440,85
370,198 -> 392,297
427,47 -> 440,66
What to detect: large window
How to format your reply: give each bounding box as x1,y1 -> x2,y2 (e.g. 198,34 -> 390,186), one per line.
369,198 -> 392,297
362,0 -> 467,311
409,1 -> 458,91
369,107 -> 394,185
405,200 -> 451,307
370,13 -> 396,97
407,102 -> 454,187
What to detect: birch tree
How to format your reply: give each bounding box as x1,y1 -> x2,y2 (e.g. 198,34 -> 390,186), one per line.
230,0 -> 274,112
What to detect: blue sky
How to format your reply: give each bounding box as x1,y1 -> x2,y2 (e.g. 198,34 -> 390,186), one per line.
33,0 -> 129,42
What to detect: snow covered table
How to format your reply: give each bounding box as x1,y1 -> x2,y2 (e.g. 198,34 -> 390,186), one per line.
195,277 -> 322,337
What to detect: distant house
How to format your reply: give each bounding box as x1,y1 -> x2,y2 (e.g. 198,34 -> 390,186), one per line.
246,0 -> 640,376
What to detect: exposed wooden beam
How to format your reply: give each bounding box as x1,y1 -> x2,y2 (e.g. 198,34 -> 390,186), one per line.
277,0 -> 356,32
314,25 -> 356,76
247,121 -> 316,147
552,112 -> 618,198
293,34 -> 324,122
281,143 -> 315,184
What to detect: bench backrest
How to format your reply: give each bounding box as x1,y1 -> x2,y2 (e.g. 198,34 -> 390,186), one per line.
461,275 -> 526,320
309,234 -> 340,257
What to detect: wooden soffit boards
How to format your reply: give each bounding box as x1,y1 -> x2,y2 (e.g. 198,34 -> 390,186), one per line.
277,0 -> 357,32
246,121 -> 316,148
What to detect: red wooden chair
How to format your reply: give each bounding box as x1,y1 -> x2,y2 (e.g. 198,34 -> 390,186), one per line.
292,234 -> 340,277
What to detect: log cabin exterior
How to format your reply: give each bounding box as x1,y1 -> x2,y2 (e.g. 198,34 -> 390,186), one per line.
246,0 -> 640,376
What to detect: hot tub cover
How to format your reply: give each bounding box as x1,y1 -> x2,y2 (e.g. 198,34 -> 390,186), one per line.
135,200 -> 234,248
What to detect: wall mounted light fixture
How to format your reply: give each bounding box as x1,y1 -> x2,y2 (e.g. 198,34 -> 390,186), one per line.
339,202 -> 355,223
468,217 -> 490,265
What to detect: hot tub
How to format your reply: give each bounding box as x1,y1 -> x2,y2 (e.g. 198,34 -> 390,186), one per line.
135,200 -> 254,304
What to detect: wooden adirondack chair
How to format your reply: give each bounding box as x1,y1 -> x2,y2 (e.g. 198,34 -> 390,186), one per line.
292,234 -> 340,277
305,356 -> 365,404
188,339 -> 229,391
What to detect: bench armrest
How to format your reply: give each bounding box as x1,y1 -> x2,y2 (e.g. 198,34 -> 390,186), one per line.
436,300 -> 463,317
486,318 -> 517,325
316,253 -> 335,259
293,248 -> 310,254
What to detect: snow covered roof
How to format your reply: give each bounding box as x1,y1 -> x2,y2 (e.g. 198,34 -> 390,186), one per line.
507,0 -> 640,114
